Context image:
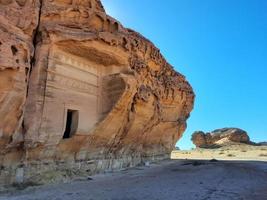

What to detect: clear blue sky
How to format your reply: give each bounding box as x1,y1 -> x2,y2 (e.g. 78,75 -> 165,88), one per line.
102,0 -> 267,149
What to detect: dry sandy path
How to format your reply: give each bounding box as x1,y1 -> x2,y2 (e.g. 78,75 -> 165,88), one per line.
1,160 -> 267,200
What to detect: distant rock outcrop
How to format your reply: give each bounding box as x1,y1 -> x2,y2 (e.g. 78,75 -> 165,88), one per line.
258,142 -> 267,146
191,128 -> 250,148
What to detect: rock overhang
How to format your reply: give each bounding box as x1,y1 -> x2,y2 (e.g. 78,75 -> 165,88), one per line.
0,0 -> 195,186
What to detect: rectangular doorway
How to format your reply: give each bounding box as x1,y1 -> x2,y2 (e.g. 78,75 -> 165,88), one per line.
63,109 -> 79,139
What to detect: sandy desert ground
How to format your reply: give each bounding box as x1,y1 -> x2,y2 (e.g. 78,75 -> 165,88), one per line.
1,158 -> 267,200
171,144 -> 267,161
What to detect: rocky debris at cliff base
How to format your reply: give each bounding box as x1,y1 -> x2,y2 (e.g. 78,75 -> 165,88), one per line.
191,128 -> 251,148
1,160 -> 267,200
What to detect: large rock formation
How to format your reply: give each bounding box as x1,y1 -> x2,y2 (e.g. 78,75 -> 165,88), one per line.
191,128 -> 250,148
0,0 -> 194,185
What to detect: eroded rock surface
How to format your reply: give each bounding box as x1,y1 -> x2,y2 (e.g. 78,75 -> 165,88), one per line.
191,128 -> 250,148
0,0 -> 194,185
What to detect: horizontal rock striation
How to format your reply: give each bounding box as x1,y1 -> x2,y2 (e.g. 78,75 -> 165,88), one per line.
0,0 -> 194,185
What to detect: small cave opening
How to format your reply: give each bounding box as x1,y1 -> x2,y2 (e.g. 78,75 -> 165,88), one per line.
11,45 -> 18,55
63,109 -> 79,139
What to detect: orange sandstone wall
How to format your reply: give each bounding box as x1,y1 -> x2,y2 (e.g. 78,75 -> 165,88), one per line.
0,0 -> 194,185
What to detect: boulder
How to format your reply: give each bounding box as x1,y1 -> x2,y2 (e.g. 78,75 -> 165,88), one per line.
191,128 -> 250,148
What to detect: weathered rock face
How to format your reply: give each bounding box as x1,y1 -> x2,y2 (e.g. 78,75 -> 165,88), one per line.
0,0 -> 40,151
0,0 -> 194,185
191,128 -> 250,148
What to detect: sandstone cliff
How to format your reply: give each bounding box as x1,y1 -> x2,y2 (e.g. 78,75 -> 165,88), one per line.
0,0 -> 194,185
191,128 -> 250,148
